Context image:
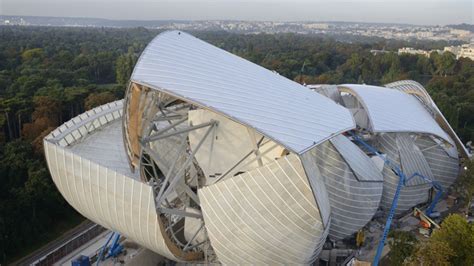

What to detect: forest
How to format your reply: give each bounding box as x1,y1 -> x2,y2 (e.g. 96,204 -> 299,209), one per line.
0,26 -> 473,263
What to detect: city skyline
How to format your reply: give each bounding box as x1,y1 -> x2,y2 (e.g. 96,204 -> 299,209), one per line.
1,0 -> 473,26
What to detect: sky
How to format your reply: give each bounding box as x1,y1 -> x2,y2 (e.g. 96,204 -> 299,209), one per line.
1,0 -> 473,25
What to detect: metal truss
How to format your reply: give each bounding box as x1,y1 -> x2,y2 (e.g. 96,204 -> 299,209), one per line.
125,85 -> 285,261
137,94 -> 217,259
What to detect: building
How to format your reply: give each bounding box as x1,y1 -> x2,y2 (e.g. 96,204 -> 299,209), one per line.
444,43 -> 474,60
44,31 -> 465,264
309,80 -> 466,216
398,47 -> 431,57
458,44 -> 474,60
444,45 -> 462,55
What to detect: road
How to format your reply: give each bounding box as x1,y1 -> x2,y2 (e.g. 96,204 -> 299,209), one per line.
12,220 -> 97,266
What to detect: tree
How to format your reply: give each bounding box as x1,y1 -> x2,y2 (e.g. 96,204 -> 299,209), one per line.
405,240 -> 455,266
407,214 -> 474,265
0,96 -> 31,139
32,96 -> 62,124
0,141 -> 75,263
430,214 -> 474,265
381,55 -> 402,84
64,86 -> 89,117
21,48 -> 44,62
22,96 -> 62,153
432,52 -> 456,76
115,50 -> 137,85
388,230 -> 418,265
456,158 -> 474,208
84,91 -> 117,110
416,55 -> 434,75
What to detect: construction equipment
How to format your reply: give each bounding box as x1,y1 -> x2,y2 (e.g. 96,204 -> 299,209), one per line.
356,230 -> 365,247
96,232 -> 123,265
425,181 -> 444,217
414,207 -> 440,229
349,132 -> 442,266
72,255 -> 91,266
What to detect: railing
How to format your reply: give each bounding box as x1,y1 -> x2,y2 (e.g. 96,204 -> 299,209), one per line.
33,224 -> 107,266
46,100 -> 124,147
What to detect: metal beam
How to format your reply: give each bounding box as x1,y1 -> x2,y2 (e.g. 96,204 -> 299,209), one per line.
144,117 -> 188,141
207,124 -> 217,170
158,207 -> 203,219
239,142 -> 279,171
155,136 -> 188,203
141,145 -> 170,175
182,223 -> 204,251
165,216 -> 184,231
183,185 -> 200,205
213,136 -> 265,183
141,154 -> 161,178
214,150 -> 254,183
183,240 -> 207,252
159,103 -> 177,128
157,123 -> 217,206
248,129 -> 263,167
152,114 -> 185,122
421,143 -> 441,152
143,120 -> 215,143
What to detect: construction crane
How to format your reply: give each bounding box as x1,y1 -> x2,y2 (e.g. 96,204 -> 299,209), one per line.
96,232 -> 123,265
426,181 -> 444,217
349,132 -> 443,266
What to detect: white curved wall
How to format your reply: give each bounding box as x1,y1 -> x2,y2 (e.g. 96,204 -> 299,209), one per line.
43,101 -> 180,261
385,80 -> 469,159
415,136 -> 460,189
199,154 -> 329,264
311,139 -> 383,240
377,133 -> 432,215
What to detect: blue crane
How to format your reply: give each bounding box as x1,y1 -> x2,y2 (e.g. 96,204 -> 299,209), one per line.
349,132 -> 443,266
96,231 -> 123,265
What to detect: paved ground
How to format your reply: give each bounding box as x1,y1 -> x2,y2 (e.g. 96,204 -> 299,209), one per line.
11,220 -> 96,266
54,230 -> 110,266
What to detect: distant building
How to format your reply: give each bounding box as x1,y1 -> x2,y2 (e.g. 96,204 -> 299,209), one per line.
450,29 -> 471,38
397,45 -> 474,60
444,44 -> 474,60
304,23 -> 329,30
398,47 -> 431,57
444,45 -> 462,55
458,44 -> 474,60
370,49 -> 390,55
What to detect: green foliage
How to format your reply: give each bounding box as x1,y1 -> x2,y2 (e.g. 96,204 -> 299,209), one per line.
116,50 -> 138,85
0,141 -> 79,263
456,159 -> 474,208
406,240 -> 455,266
84,91 -> 118,110
407,214 -> 474,265
21,48 -> 44,62
387,230 -> 418,265
431,214 -> 474,265
432,52 -> 457,76
0,26 -> 143,263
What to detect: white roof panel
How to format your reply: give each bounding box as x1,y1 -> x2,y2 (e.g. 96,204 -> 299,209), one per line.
69,120 -> 138,178
329,135 -> 383,182
340,84 -> 452,143
385,80 -> 468,158
131,31 -> 355,154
